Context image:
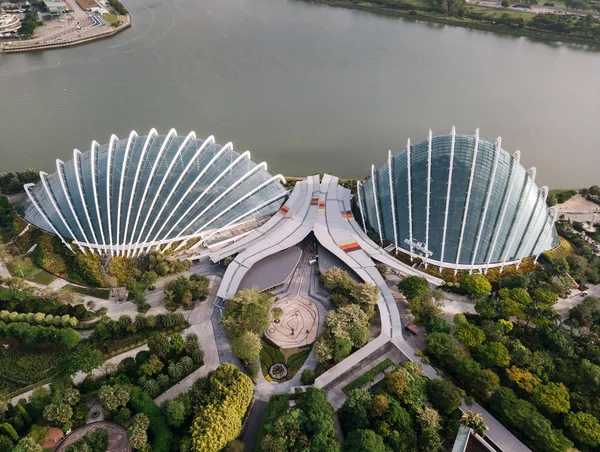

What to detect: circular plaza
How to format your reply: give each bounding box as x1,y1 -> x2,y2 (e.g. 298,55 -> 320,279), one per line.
266,298 -> 319,348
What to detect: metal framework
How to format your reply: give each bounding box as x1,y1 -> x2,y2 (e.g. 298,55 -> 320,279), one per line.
16,131 -> 287,256
356,128 -> 559,271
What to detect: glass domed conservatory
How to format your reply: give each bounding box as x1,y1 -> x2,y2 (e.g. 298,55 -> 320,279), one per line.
355,128 -> 559,271
16,129 -> 288,256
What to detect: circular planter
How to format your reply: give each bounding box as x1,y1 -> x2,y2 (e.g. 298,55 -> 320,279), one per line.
268,362 -> 288,380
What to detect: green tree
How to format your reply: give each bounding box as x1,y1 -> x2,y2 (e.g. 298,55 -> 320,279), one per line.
453,314 -> 485,348
386,370 -> 408,399
222,287 -> 274,339
460,411 -> 488,437
166,398 -> 187,429
565,411 -> 600,447
532,382 -> 570,414
230,331 -> 262,363
475,341 -> 511,368
397,276 -> 430,301
148,332 -> 170,358
460,274 -> 491,298
343,429 -> 386,452
426,379 -> 464,415
170,333 -> 186,354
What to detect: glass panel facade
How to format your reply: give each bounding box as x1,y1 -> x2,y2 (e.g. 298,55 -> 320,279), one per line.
355,131 -> 559,269
16,132 -> 287,255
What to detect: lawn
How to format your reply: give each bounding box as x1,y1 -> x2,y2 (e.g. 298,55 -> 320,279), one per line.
102,13 -> 118,23
66,285 -> 111,299
28,270 -> 55,285
7,256 -> 55,285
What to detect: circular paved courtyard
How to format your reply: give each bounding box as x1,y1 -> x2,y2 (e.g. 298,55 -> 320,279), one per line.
266,298 -> 318,348
56,421 -> 130,452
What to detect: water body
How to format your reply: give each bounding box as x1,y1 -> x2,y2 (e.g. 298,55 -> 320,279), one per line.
1,0 -> 599,188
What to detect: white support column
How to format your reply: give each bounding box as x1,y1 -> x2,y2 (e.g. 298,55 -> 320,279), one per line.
176,175 -> 287,250
471,137 -> 501,271
534,207 -> 558,263
89,141 -> 107,252
440,127 -> 456,263
116,131 -> 138,256
356,180 -> 367,232
424,130 -> 433,266
486,150 -> 521,269
406,139 -> 414,258
371,164 -> 384,245
202,190 -> 289,241
456,129 -> 479,269
105,134 -> 117,256
159,147 -> 248,243
135,131 -> 195,254
387,150 -> 398,250
519,187 -> 546,259
144,136 -> 217,250
73,149 -> 100,251
500,167 -> 536,270
39,172 -> 83,252
126,129 -> 177,256
56,159 -> 93,253
169,160 -> 267,244
122,129 -> 157,257
23,184 -> 74,253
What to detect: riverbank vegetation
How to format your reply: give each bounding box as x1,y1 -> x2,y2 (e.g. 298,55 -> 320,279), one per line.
310,0 -> 600,45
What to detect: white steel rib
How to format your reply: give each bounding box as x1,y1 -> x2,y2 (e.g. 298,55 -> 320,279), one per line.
387,150 -> 398,250
470,137 -> 501,270
455,129 -> 479,268
24,183 -> 74,252
142,135 -> 216,253
424,130 -> 433,265
134,131 -> 195,254
105,134 -> 117,256
126,128 -> 177,256
73,149 -> 100,249
122,129 -> 157,256
39,172 -> 81,250
116,131 -> 138,254
149,142 -> 234,247
406,138 -> 414,257
371,164 -> 384,245
440,126 -> 456,264
56,159 -> 92,251
356,180 -> 367,232
89,141 -> 107,249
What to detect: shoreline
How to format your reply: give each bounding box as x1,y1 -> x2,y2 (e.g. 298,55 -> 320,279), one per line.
309,0 -> 600,48
0,15 -> 131,54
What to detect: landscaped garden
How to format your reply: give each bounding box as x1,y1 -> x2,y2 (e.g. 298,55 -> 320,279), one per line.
259,338 -> 312,382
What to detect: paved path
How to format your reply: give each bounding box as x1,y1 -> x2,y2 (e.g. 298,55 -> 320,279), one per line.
56,421 -> 130,452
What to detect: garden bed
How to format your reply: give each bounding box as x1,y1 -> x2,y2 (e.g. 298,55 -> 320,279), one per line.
260,339 -> 311,382
342,358 -> 394,394
0,345 -> 61,396
66,285 -> 110,299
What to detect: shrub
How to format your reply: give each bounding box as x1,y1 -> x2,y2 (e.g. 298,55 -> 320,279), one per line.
130,388 -> 173,452
301,369 -> 316,385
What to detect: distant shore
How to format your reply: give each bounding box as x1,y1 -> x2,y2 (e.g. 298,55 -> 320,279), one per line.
0,13 -> 131,54
308,0 -> 600,47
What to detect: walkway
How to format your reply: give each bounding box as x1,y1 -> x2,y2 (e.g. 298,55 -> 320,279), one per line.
56,421 -> 130,452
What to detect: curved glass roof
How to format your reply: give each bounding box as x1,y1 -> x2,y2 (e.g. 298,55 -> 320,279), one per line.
16,129 -> 287,256
356,128 -> 559,270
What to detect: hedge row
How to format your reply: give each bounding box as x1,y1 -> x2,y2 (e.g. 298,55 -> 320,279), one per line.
0,321 -> 80,348
0,310 -> 78,328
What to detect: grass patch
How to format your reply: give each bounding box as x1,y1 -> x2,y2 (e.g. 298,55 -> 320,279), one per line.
342,358 -> 394,394
28,270 -> 55,285
102,12 -> 118,23
67,285 -> 110,299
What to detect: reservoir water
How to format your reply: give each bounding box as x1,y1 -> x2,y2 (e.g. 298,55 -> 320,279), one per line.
1,0 -> 599,188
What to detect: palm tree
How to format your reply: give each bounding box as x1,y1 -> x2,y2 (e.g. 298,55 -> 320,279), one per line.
157,374 -> 170,389
143,379 -> 160,397
168,362 -> 183,380
134,314 -> 147,331
179,356 -> 193,374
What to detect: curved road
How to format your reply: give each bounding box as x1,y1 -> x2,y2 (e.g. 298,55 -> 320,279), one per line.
56,422 -> 130,452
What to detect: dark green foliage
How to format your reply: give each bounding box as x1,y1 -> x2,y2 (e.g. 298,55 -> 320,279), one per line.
343,429 -> 387,452
65,427 -> 108,452
0,170 -> 39,194
424,315 -> 451,334
107,0 -> 128,15
300,369 -> 316,385
130,388 -> 173,452
425,379 -> 464,415
397,276 -> 430,301
490,387 -> 574,452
